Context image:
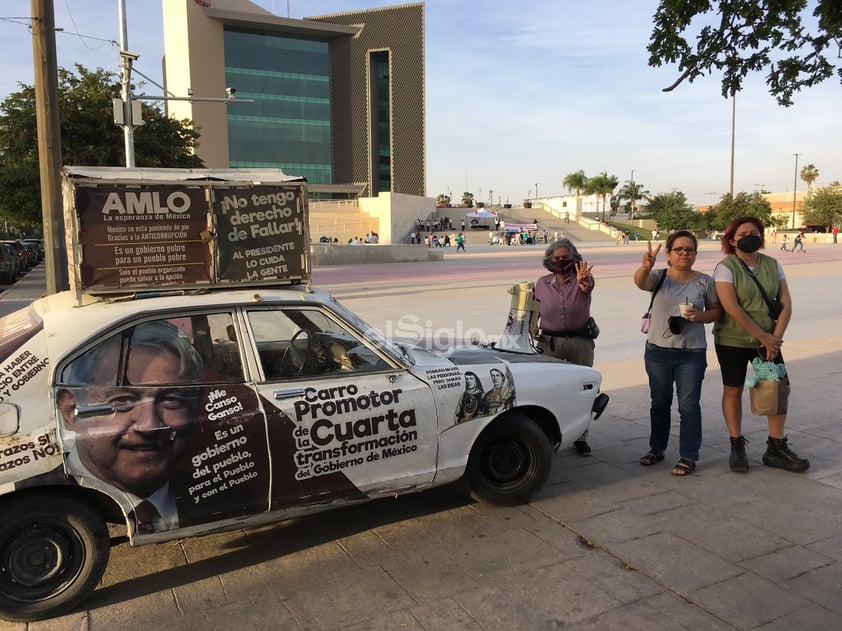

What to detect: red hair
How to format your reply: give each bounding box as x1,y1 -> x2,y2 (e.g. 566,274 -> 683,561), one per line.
721,216 -> 766,254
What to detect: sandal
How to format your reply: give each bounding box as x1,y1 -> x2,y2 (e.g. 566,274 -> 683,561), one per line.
671,458 -> 696,476
639,449 -> 665,466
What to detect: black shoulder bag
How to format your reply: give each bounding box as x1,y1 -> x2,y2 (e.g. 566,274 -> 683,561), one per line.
736,257 -> 784,320
640,269 -> 667,333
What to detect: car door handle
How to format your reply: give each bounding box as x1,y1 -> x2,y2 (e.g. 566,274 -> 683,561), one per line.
273,388 -> 306,400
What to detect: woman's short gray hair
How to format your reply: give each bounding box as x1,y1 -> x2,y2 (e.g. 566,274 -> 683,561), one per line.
542,238 -> 582,271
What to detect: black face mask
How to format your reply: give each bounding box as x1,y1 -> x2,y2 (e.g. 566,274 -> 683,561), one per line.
736,235 -> 762,253
551,260 -> 576,275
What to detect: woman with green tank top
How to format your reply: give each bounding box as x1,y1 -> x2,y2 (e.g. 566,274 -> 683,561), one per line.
712,216 -> 808,474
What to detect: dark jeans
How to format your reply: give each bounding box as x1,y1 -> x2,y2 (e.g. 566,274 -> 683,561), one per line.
644,343 -> 707,460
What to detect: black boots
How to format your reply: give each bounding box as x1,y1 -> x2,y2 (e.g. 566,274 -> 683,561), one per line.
730,435 -> 809,473
729,435 -> 749,472
763,436 -> 810,472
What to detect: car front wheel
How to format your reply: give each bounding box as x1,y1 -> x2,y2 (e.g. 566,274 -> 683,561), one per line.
465,415 -> 552,505
0,493 -> 110,622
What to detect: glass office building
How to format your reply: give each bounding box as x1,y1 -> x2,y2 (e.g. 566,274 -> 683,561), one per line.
223,29 -> 332,185
163,0 -> 425,198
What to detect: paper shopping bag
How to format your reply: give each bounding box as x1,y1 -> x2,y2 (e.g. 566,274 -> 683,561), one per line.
749,377 -> 790,416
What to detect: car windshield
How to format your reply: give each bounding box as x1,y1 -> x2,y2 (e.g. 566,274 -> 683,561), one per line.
325,296 -> 410,365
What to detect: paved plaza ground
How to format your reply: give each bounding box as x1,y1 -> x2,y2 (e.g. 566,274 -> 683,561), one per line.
1,243 -> 841,630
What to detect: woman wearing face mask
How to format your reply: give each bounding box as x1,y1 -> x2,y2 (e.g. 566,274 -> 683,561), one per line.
634,231 -> 721,475
533,238 -> 595,456
713,216 -> 808,473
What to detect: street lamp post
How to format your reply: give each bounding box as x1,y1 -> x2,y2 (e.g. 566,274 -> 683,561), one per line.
792,153 -> 800,229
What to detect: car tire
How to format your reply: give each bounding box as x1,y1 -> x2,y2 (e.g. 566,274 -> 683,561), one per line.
0,492 -> 110,622
465,415 -> 552,505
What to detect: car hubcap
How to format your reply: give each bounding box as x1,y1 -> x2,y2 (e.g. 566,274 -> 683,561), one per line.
484,438 -> 528,485
2,523 -> 78,599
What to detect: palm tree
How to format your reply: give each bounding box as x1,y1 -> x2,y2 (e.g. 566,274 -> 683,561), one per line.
617,180 -> 651,221
800,164 -> 819,190
461,191 -> 475,207
562,170 -> 588,216
584,172 -> 618,221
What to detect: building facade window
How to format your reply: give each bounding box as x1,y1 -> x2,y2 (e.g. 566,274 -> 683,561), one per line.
370,51 -> 391,194
223,28 -> 332,183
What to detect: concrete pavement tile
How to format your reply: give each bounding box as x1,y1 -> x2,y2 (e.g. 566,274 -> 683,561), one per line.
86,589 -> 185,631
755,603 -> 842,630
650,504 -> 791,562
620,490 -> 695,516
563,551 -> 662,605
467,503 -> 592,558
739,545 -> 834,582
737,499 -> 841,546
532,487 -> 626,525
556,461 -> 669,502
99,539 -> 188,586
443,526 -> 568,580
566,505 -> 665,545
197,598 -> 300,631
335,529 -> 405,568
690,572 -> 809,629
453,565 -> 621,630
783,561 -> 842,615
284,567 -> 416,629
559,592 -> 734,631
406,599 -> 484,631
608,532 -> 743,593
172,575 -> 227,614
381,559 -> 480,602
806,534 -> 842,562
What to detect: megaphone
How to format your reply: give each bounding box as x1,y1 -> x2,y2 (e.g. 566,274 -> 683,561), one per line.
495,282 -> 540,354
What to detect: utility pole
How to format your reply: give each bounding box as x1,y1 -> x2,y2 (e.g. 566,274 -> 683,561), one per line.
118,0 -> 137,167
31,0 -> 68,292
729,94 -> 736,198
792,153 -> 800,229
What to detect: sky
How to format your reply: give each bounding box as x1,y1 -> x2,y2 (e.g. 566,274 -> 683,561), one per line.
1,0 -> 839,207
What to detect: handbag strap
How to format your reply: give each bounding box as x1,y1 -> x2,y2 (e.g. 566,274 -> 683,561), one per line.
735,256 -> 777,313
646,269 -> 667,314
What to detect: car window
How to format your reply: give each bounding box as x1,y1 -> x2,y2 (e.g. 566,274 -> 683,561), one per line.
58,313 -> 244,387
246,307 -> 392,381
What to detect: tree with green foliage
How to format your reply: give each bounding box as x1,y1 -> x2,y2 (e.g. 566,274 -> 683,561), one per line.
436,193 -> 451,207
803,186 -> 842,229
584,171 -> 618,221
617,180 -> 651,221
562,170 -> 588,216
646,191 -> 698,231
648,0 -> 842,106
562,170 -> 588,196
0,65 -> 203,231
800,163 -> 820,189
707,192 -> 784,230
461,191 -> 475,208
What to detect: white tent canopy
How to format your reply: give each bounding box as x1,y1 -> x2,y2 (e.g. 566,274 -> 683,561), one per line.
465,208 -> 496,218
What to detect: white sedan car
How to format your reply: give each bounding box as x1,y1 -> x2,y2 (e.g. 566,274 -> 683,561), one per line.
0,286 -> 607,621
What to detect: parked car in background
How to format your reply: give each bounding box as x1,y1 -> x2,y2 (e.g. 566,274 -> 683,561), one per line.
0,242 -> 20,283
0,241 -> 24,278
22,239 -> 44,262
21,243 -> 38,269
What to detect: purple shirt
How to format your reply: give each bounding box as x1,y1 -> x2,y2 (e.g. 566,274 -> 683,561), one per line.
535,272 -> 594,333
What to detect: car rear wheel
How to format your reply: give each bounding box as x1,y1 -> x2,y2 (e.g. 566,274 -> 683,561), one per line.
0,493 -> 110,622
465,415 -> 552,505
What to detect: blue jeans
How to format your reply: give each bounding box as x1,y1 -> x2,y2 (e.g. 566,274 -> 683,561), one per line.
644,343 -> 707,460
